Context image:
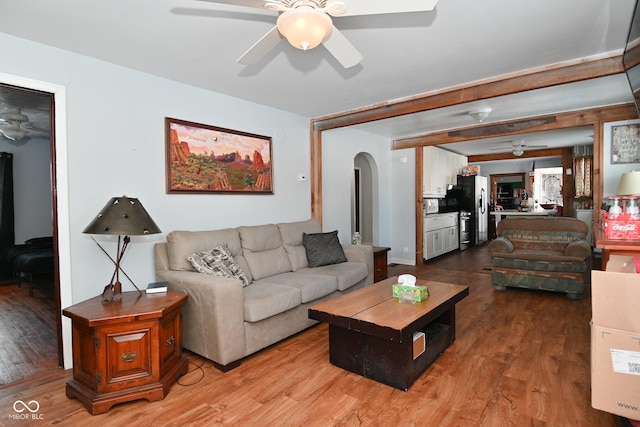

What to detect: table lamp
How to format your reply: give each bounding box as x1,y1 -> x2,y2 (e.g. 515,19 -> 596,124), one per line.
616,170 -> 640,196
83,196 -> 161,302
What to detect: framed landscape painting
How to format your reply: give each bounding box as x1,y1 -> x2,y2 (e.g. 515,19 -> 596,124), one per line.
165,117 -> 273,194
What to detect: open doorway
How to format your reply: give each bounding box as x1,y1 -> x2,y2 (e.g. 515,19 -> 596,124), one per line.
0,81 -> 61,386
490,173 -> 527,210
352,152 -> 376,245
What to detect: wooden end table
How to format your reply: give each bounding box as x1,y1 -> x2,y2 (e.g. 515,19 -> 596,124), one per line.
62,290 -> 188,415
373,246 -> 391,282
309,276 -> 468,390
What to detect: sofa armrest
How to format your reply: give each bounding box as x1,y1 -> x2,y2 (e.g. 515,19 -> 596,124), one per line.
342,244 -> 374,285
488,237 -> 514,254
156,269 -> 246,366
564,239 -> 592,258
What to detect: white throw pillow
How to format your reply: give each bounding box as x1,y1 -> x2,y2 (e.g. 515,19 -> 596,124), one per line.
187,244 -> 250,286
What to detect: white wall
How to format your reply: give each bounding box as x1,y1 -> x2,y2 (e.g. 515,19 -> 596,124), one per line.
390,149 -> 416,265
2,137 -> 53,243
321,127 -> 392,248
474,157 -> 562,177
0,33 -> 319,367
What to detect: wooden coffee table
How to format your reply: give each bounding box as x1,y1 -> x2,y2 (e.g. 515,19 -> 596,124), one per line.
308,276 -> 469,390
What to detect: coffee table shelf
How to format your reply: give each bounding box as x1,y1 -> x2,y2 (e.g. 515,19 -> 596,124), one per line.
309,277 -> 468,391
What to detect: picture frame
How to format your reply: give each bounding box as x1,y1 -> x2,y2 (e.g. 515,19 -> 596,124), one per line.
165,117 -> 273,194
611,124 -> 640,164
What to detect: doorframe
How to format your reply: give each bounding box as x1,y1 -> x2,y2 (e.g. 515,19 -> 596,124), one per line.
490,173 -> 526,208
0,72 -> 71,368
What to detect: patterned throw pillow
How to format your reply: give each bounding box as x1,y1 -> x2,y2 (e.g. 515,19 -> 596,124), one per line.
302,230 -> 348,267
187,244 -> 250,287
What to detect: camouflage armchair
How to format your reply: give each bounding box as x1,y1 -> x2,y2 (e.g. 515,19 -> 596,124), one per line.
488,217 -> 591,299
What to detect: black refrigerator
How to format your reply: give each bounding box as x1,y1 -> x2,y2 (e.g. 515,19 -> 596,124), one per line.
456,175 -> 488,246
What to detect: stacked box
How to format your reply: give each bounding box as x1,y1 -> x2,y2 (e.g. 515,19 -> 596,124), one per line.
600,210 -> 640,239
591,255 -> 640,420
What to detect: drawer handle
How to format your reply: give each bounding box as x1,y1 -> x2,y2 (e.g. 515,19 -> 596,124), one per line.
121,352 -> 138,362
166,336 -> 175,346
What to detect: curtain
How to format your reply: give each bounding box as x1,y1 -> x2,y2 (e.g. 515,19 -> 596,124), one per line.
0,152 -> 14,251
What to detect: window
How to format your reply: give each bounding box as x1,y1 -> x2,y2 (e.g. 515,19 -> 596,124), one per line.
533,167 -> 563,206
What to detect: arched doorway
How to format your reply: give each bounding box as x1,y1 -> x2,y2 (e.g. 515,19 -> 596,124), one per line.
352,152 -> 377,244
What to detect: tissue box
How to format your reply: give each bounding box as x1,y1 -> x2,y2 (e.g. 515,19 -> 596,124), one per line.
392,284 -> 429,302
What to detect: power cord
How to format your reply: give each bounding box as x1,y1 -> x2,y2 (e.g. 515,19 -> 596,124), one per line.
177,355 -> 206,386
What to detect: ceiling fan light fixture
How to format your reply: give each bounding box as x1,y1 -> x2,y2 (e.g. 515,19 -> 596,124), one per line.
512,146 -> 524,156
277,5 -> 332,51
468,107 -> 492,123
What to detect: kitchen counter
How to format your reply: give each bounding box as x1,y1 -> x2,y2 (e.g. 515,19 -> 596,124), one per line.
490,209 -> 557,216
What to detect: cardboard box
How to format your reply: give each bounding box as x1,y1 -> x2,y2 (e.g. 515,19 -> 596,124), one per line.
392,284 -> 428,302
591,255 -> 640,420
413,331 -> 425,360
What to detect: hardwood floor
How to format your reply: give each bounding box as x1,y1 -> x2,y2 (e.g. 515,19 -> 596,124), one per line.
0,245 -> 617,426
0,276 -> 59,388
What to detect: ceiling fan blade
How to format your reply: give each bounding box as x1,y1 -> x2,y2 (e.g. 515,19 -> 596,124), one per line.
195,0 -> 266,9
22,123 -> 50,134
237,26 -> 283,65
338,0 -> 438,16
322,25 -> 363,68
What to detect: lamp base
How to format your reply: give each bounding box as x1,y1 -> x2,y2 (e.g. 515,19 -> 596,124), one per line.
101,281 -> 123,303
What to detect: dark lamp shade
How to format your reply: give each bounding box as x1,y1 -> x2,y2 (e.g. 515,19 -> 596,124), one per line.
83,196 -> 161,236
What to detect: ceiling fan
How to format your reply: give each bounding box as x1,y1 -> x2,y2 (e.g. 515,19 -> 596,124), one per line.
0,107 -> 50,143
197,0 -> 439,68
490,141 -> 548,157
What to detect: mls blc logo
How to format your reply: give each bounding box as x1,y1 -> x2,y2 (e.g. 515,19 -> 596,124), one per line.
10,400 -> 43,420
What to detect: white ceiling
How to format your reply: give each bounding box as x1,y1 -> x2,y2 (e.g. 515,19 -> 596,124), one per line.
0,0 -> 637,154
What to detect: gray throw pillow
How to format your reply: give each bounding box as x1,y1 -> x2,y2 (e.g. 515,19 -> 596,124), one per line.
187,244 -> 250,286
303,230 -> 348,267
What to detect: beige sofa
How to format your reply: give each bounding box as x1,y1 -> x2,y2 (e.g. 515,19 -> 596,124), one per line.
154,219 -> 373,370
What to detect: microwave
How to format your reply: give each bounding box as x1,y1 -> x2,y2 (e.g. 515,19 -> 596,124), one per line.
424,198 -> 439,214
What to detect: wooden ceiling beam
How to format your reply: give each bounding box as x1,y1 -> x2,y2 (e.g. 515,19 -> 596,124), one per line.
311,56 -> 624,132
392,104 -> 638,150
468,147 -> 566,163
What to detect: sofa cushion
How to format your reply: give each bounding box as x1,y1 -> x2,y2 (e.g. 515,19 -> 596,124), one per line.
243,282 -> 302,322
239,224 -> 292,280
492,250 -> 588,273
278,219 -> 322,271
166,229 -> 241,270
187,244 -> 250,286
298,261 -> 368,291
258,272 -> 338,303
303,230 -> 348,267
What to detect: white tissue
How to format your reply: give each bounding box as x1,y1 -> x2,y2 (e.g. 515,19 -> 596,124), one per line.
398,274 -> 417,287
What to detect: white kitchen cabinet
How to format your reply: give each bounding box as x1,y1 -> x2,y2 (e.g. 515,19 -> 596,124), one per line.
425,229 -> 445,259
423,146 -> 468,198
424,212 -> 459,260
445,225 -> 459,252
423,146 -> 445,197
